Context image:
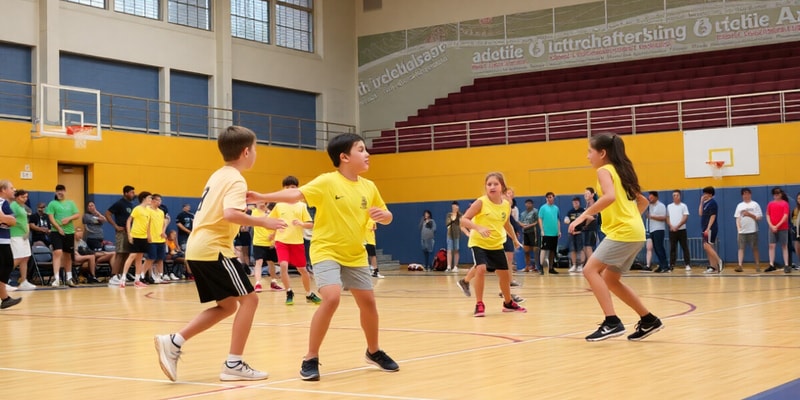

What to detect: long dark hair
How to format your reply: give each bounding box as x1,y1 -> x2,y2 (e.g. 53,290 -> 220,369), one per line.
590,133 -> 640,201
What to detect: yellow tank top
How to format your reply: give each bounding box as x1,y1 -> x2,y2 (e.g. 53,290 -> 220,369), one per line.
467,195 -> 510,250
597,164 -> 645,242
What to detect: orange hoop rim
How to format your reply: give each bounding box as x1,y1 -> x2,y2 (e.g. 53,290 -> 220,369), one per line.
705,160 -> 724,168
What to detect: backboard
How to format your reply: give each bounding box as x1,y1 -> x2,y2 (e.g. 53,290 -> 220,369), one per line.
35,83 -> 102,146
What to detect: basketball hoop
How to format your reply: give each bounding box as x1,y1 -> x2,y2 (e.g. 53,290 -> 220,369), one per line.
66,125 -> 92,149
706,160 -> 724,180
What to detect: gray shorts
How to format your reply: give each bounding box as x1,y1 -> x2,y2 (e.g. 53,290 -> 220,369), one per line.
313,260 -> 373,290
737,232 -> 759,249
592,239 -> 644,274
768,230 -> 788,246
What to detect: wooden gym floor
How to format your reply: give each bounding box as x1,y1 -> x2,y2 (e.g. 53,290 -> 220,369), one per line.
1,266 -> 798,399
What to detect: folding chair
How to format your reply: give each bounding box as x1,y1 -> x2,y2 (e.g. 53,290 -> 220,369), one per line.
31,245 -> 55,286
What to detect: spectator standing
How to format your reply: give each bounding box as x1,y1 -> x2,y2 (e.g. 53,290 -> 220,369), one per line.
538,192 -> 560,274
419,210 -> 436,270
582,188 -> 600,262
666,190 -> 692,271
699,186 -> 723,274
105,185 -> 137,286
766,187 -> 790,273
734,188 -> 762,272
565,196 -> 585,272
647,191 -> 669,273
0,180 -> 22,309
175,203 -> 194,251
444,201 -> 464,273
46,184 -> 81,287
518,199 -> 540,273
10,190 -> 35,290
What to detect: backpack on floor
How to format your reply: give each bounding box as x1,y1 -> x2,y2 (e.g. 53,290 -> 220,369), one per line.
432,248 -> 448,271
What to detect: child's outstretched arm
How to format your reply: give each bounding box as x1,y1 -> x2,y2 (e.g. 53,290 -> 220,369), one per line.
224,208 -> 287,230
247,188 -> 305,204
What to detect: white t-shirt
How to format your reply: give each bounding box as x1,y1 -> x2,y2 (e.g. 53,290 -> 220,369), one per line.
648,201 -> 667,232
734,200 -> 762,234
666,202 -> 689,231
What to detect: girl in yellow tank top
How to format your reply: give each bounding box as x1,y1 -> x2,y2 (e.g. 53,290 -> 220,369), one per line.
458,172 -> 525,317
568,133 -> 663,342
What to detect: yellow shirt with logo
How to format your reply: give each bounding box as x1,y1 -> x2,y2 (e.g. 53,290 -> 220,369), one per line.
597,164 -> 645,242
129,205 -> 151,239
364,219 -> 376,246
467,195 -> 510,251
149,207 -> 166,244
186,166 -> 247,261
300,171 -> 387,267
268,202 -> 312,245
251,207 -> 275,247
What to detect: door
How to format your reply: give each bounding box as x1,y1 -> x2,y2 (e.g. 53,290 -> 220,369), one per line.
57,164 -> 86,230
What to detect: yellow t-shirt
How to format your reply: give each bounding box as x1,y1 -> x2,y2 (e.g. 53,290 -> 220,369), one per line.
186,166 -> 248,261
364,219 -> 377,246
251,207 -> 275,247
268,202 -> 312,245
149,207 -> 166,244
129,205 -> 151,239
467,195 -> 510,251
597,164 -> 646,242
300,171 -> 387,267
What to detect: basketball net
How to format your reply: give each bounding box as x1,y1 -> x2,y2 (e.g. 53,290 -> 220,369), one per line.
66,125 -> 91,149
706,160 -> 724,180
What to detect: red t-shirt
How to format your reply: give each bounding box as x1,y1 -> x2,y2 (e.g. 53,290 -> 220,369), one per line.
767,200 -> 790,230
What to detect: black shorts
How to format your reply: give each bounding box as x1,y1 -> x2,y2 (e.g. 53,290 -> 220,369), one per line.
365,243 -> 376,257
522,231 -> 539,247
582,230 -> 598,247
470,247 -> 508,272
187,254 -> 254,303
0,244 -> 13,284
503,235 -> 514,252
234,232 -> 252,247
130,238 -> 149,254
50,232 -> 75,254
86,238 -> 105,252
252,245 -> 278,263
541,235 -> 558,251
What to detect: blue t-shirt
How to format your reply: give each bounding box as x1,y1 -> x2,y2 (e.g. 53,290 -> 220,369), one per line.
539,203 -> 560,237
0,199 -> 11,244
701,198 -> 718,232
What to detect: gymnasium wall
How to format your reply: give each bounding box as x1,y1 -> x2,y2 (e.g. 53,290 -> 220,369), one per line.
0,120 -> 331,239
369,123 -> 800,265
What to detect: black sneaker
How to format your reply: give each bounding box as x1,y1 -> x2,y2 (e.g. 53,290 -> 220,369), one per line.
765,265 -> 777,272
549,268 -> 559,274
1,296 -> 22,309
585,322 -> 626,342
299,357 -> 320,381
627,318 -> 664,341
365,349 -> 399,372
456,278 -> 471,297
784,265 -> 792,274
87,276 -> 100,284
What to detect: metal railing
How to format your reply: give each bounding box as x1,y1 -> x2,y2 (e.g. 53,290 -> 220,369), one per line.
0,78 -> 355,149
364,88 -> 800,153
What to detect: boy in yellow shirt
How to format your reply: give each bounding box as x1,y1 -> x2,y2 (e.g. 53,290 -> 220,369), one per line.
249,133 -> 398,381
120,192 -> 152,288
252,202 -> 282,292
268,176 -> 318,305
154,126 -> 287,382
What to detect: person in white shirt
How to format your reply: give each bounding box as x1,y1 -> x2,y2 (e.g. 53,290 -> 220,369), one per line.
647,191 -> 669,273
666,190 -> 692,271
734,188 -> 763,272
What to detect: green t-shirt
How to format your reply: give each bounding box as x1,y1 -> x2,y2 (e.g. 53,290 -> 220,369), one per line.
46,199 -> 79,234
9,201 -> 29,237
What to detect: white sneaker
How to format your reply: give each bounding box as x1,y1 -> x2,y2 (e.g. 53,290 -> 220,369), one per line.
5,284 -> 18,292
685,265 -> 692,271
108,275 -> 120,286
153,276 -> 163,284
18,281 -> 37,290
576,266 -> 583,273
445,267 -> 452,272
161,274 -> 171,282
452,267 -> 459,273
220,360 -> 269,381
51,279 -> 61,287
568,265 -> 577,273
169,273 -> 179,281
154,334 -> 181,382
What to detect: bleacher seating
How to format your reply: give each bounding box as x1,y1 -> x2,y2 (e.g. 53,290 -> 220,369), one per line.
371,41 -> 800,153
